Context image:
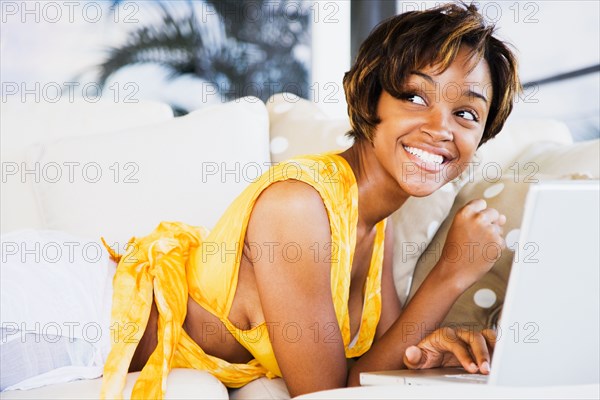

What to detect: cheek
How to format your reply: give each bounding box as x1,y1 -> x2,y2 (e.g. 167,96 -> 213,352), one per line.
456,132 -> 482,160
449,135 -> 481,177
373,136 -> 397,164
372,123 -> 399,150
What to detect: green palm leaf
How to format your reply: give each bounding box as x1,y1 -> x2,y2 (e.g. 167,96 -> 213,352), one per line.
99,0 -> 309,104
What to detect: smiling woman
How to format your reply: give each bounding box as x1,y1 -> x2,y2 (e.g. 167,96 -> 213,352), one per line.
105,4 -> 518,395
1,3 -> 521,399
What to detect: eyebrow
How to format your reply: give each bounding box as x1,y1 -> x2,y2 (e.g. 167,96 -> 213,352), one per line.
410,71 -> 489,105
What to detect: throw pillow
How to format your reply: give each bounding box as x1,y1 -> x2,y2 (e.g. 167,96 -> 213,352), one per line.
266,93 -> 353,163
27,97 -> 270,244
1,100 -> 174,234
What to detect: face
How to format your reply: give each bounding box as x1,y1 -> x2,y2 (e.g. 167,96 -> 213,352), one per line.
371,46 -> 493,197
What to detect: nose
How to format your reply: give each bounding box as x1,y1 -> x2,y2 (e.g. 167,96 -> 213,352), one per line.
421,110 -> 453,142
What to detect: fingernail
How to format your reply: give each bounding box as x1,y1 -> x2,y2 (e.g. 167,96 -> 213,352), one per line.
481,361 -> 490,374
406,346 -> 421,360
469,363 -> 478,372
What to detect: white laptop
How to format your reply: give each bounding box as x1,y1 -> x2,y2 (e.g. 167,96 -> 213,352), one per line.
361,180 -> 600,387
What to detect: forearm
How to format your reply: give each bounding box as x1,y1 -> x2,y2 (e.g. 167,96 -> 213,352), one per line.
348,259 -> 466,385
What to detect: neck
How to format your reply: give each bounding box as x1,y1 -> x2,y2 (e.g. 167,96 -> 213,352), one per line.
339,140 -> 409,232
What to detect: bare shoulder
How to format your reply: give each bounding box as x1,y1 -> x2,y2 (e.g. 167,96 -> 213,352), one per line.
252,180 -> 326,213
246,180 -> 330,243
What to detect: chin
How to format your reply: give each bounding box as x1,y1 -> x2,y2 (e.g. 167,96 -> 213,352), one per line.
395,159 -> 462,197
399,179 -> 444,198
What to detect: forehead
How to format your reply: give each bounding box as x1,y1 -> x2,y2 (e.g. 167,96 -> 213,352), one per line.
416,49 -> 493,102
405,52 -> 493,108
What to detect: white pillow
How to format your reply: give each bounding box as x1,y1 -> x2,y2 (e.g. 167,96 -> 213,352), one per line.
1,100 -> 174,234
512,139 -> 599,178
468,118 -> 573,184
28,97 -> 270,244
1,100 -> 174,155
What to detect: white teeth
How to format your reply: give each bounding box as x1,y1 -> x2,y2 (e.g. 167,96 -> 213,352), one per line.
403,146 -> 443,164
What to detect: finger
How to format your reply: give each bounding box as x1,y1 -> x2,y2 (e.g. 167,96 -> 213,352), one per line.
483,235 -> 505,262
456,329 -> 491,374
431,328 -> 479,373
482,329 -> 498,352
445,339 -> 479,373
464,199 -> 487,214
497,214 -> 507,225
482,329 -> 497,366
491,224 -> 505,242
496,235 -> 507,250
403,345 -> 424,369
478,207 -> 500,224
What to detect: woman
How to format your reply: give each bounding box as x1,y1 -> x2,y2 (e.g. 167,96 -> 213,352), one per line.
1,2 -> 520,398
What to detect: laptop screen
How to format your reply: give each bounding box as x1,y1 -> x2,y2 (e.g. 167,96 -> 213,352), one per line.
491,181 -> 599,386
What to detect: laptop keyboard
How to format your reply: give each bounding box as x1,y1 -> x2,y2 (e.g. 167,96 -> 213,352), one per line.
443,373 -> 489,383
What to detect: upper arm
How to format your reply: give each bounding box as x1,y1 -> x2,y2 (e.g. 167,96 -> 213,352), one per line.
246,180 -> 347,397
375,219 -> 402,340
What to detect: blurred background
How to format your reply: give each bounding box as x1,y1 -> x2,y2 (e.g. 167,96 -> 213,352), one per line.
1,0 -> 599,141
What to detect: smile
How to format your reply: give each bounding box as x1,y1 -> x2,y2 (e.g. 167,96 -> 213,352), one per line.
403,145 -> 445,164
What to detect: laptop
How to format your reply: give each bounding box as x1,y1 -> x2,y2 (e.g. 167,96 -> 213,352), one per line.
361,180 -> 600,387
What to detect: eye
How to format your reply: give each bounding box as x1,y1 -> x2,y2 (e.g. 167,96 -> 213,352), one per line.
403,93 -> 427,106
456,109 -> 479,122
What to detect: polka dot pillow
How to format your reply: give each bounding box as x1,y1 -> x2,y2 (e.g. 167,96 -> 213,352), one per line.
266,93 -> 466,305
407,174 -> 586,330
266,93 -> 353,162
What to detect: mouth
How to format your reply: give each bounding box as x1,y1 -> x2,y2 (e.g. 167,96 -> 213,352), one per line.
402,145 -> 454,172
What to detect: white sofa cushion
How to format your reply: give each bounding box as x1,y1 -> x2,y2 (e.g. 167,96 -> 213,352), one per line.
1,100 -> 174,234
26,97 -> 270,244
229,377 -> 290,400
0,369 -> 228,399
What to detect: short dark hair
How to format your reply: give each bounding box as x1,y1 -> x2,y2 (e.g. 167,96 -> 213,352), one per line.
343,2 -> 521,146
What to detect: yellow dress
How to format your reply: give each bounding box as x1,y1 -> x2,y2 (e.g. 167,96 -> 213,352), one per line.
100,153 -> 386,399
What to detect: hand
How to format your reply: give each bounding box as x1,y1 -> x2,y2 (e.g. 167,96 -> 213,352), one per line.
441,199 -> 507,288
403,327 -> 497,374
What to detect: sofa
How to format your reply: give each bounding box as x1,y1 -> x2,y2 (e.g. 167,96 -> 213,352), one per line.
1,94 -> 598,399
